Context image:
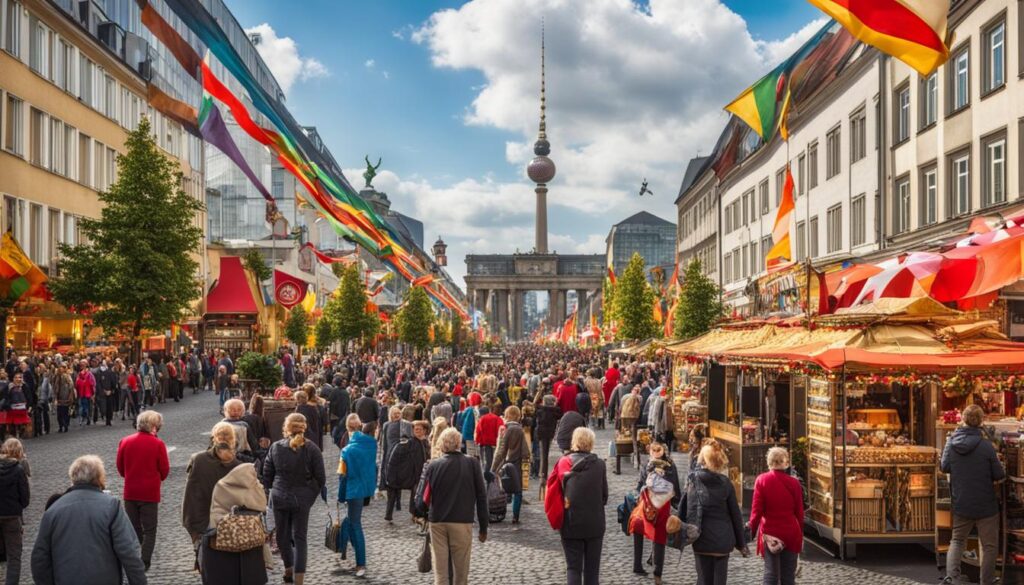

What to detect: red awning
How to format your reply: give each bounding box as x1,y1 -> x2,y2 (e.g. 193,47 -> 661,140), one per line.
206,256 -> 258,315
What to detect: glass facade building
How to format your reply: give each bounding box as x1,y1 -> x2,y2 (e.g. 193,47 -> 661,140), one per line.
606,211 -> 677,278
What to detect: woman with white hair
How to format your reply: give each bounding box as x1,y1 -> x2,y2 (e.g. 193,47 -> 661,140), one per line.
183,422 -> 242,543
749,447 -> 804,585
115,410 -> 169,571
0,438 -> 29,585
31,455 -> 146,585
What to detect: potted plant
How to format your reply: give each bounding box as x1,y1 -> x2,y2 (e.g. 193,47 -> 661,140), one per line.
235,351 -> 282,395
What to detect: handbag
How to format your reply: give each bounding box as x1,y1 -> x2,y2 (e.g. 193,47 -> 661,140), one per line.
416,525 -> 432,573
324,503 -> 340,552
211,506 -> 267,552
763,533 -> 785,554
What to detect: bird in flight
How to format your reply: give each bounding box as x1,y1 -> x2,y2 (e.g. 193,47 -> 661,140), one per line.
638,179 -> 653,197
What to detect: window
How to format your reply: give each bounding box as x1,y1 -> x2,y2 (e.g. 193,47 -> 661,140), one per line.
809,217 -> 819,258
724,202 -> 733,233
983,133 -> 1006,207
4,196 -> 20,239
850,107 -> 867,162
3,94 -> 23,155
983,21 -> 1005,93
747,189 -> 756,222
851,195 -> 866,247
826,204 -> 842,253
920,73 -> 938,128
29,107 -> 45,167
759,179 -> 769,215
797,153 -> 806,197
29,17 -> 51,79
732,250 -> 740,283
796,221 -> 806,261
760,236 -> 771,272
808,141 -> 819,188
741,192 -> 750,226
106,146 -> 117,186
63,214 -> 76,247
741,244 -> 749,278
63,123 -> 75,179
78,133 -> 91,186
50,118 -> 64,175
894,84 -> 910,143
103,75 -> 116,119
733,200 -> 740,232
79,56 -> 94,107
93,141 -> 105,191
48,209 -> 59,270
949,151 -> 971,217
826,126 -> 841,179
723,252 -> 732,283
4,0 -> 21,56
920,167 -> 937,226
949,46 -> 970,112
894,176 -> 911,234
775,168 -> 786,206
56,40 -> 73,91
29,204 -> 41,264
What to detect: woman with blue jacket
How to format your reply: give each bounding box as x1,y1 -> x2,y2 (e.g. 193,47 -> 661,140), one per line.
338,422 -> 378,578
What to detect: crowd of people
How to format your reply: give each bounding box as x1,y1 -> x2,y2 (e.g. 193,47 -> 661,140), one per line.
0,342 -> 998,585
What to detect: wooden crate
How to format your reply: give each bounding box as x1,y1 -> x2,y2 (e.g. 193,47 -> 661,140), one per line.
908,495 -> 934,532
847,497 -> 884,533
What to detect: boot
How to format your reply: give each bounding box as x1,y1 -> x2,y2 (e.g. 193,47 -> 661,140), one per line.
283,567 -> 293,583
293,573 -> 304,585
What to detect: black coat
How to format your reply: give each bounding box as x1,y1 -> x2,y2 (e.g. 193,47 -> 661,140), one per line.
262,439 -> 326,510
555,411 -> 587,452
415,451 -> 488,530
535,405 -> 561,442
199,530 -> 267,585
679,469 -> 746,556
0,458 -> 29,516
559,452 -> 608,540
940,426 -> 1006,519
353,396 -> 380,425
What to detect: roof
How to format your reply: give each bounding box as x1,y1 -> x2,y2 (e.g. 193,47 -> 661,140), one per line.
206,256 -> 258,314
674,156 -> 710,205
613,211 -> 675,228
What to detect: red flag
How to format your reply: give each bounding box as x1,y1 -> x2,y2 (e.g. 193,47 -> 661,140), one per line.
274,269 -> 309,309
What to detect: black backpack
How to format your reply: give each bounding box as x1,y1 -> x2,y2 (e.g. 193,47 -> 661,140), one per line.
386,438 -> 419,490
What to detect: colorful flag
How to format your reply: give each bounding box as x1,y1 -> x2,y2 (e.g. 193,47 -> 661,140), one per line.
765,167 -> 795,272
0,232 -> 46,302
273,270 -> 308,309
607,266 -> 616,285
199,97 -> 273,202
807,0 -> 951,76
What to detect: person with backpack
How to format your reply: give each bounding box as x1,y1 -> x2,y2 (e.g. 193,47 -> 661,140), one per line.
384,421 -> 429,523
380,406 -> 412,523
490,406 -> 531,525
629,442 -> 681,584
545,427 -> 607,585
749,447 -> 804,585
534,394 -> 561,483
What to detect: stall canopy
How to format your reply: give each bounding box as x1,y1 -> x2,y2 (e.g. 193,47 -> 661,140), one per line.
609,339 -> 663,356
206,256 -> 258,314
668,298 -> 1024,373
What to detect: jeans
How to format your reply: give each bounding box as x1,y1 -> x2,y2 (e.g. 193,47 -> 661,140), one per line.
763,549 -> 798,585
633,533 -> 665,576
561,536 -> 602,585
947,512 -> 1000,585
511,492 -> 522,520
78,397 -> 91,424
696,553 -> 730,585
219,388 -> 229,408
273,503 -> 311,573
0,516 -> 22,585
338,498 -> 366,567
124,500 -> 159,569
480,445 -> 495,473
56,405 -> 70,431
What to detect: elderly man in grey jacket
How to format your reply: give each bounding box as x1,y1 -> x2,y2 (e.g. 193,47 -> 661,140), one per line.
32,455 -> 147,585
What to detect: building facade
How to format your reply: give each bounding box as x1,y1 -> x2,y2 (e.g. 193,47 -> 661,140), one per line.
0,0 -> 204,349
606,211 -> 677,278
676,0 -> 1022,321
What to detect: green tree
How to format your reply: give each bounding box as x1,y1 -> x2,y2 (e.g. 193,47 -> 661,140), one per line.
396,285 -> 435,353
313,316 -> 334,351
283,305 -> 310,350
613,252 -> 657,341
450,312 -> 464,351
235,351 -> 282,390
243,249 -> 271,282
602,275 -> 617,329
323,264 -> 377,345
673,258 -> 723,340
50,117 -> 203,362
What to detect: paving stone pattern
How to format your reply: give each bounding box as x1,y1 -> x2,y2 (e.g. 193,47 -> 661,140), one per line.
11,392 -> 936,584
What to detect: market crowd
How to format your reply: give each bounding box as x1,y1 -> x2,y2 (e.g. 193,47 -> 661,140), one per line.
0,343 -> 998,585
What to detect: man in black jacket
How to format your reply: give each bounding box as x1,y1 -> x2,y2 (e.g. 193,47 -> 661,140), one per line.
415,427 -> 487,585
941,404 -> 1005,585
94,360 -> 118,426
353,388 -> 380,426
320,376 -> 350,434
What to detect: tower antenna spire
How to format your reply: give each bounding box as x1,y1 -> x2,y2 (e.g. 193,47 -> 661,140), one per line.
527,19 -> 555,256
539,19 -> 546,140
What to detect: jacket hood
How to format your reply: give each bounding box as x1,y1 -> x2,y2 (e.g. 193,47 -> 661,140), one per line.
219,463 -> 258,491
949,426 -> 985,455
696,468 -> 729,488
0,458 -> 19,477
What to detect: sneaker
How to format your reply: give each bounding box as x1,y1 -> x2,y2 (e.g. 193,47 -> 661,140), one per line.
355,567 -> 366,578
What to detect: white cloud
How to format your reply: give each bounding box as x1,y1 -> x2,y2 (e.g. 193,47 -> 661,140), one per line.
382,71 -> 390,80
244,23 -> 329,94
364,59 -> 376,69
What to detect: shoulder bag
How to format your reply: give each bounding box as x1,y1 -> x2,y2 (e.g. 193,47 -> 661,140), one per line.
324,501 -> 340,552
211,506 -> 267,552
417,523 -> 432,573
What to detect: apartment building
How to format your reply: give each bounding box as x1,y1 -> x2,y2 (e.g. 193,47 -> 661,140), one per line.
675,0 -> 1023,319
0,0 -> 203,349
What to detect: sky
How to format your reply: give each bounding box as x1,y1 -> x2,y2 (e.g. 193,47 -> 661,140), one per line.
223,0 -> 825,288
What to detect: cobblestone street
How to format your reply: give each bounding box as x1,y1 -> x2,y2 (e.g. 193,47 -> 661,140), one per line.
9,391 -> 940,584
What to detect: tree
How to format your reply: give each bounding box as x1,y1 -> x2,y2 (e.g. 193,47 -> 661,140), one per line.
313,316 -> 334,351
396,285 -> 435,353
50,117 -> 203,362
235,351 -> 282,390
673,258 -> 723,340
283,305 -> 310,351
450,312 -> 464,351
602,275 -> 617,330
613,252 -> 657,341
242,249 -> 271,282
322,264 -> 377,346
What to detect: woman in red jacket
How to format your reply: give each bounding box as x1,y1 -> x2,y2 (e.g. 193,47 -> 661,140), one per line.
748,447 -> 804,585
116,410 -> 170,570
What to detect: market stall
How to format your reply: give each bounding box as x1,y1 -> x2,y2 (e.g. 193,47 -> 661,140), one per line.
666,298 -> 1024,559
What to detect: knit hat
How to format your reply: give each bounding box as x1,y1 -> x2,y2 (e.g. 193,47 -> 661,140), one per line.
468,392 -> 482,407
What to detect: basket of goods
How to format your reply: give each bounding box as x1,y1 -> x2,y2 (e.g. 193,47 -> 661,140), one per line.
615,433 -> 634,455
847,478 -> 884,499
637,429 -> 652,448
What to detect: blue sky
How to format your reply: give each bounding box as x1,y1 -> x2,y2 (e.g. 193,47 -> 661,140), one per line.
224,0 -> 824,285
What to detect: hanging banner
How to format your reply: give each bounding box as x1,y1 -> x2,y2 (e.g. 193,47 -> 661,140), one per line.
274,269 -> 308,309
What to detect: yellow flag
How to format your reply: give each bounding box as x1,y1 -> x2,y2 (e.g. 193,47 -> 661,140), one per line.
0,232 -> 33,276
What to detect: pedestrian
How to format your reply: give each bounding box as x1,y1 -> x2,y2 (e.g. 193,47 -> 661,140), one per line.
323,375 -> 350,435
584,369 -> 604,430
140,357 -> 157,408
679,441 -> 748,585
430,416 -> 450,460
338,422 -> 377,578
221,399 -> 258,462
165,357 -> 180,403
545,427 -> 607,585
491,405 -> 531,524
630,442 -> 681,584
414,427 -> 488,585
0,439 -> 30,585
96,359 -> 118,425
333,413 -> 361,451
380,406 -> 412,523
35,364 -> 51,435
182,422 -> 242,543
124,365 -> 141,424
294,389 -> 322,450
216,365 -> 230,409
113,359 -> 127,421
116,410 -> 170,571
0,372 -> 31,438
243,394 -> 271,459
555,408 -> 587,454
52,365 -> 75,433
263,413 -> 326,585
941,404 -> 1005,585
353,388 -> 380,426
474,406 -> 502,471
689,424 -> 708,472
749,447 -> 804,585
459,392 -> 481,459
31,455 -> 147,585
534,394 -> 561,483
199,463 -> 268,585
